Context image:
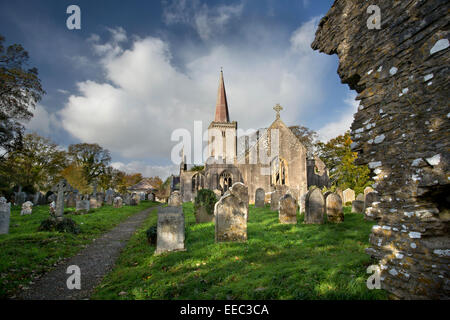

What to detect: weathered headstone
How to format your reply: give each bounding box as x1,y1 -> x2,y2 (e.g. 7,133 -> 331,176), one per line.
325,193 -> 343,223
255,188 -> 265,208
113,197 -> 123,208
65,192 -> 77,208
20,201 -> 33,215
270,190 -> 282,211
215,182 -> 248,242
89,197 -> 99,209
279,194 -> 298,224
0,197 -> 11,234
351,200 -> 364,214
342,188 -> 355,204
155,206 -> 185,255
168,191 -> 182,206
304,188 -> 325,224
356,193 -> 364,201
55,179 -> 70,221
75,200 -> 90,214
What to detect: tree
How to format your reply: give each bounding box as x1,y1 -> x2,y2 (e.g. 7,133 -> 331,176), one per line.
61,163 -> 92,195
316,131 -> 373,195
155,177 -> 171,200
67,143 -> 111,185
0,133 -> 67,193
289,125 -> 318,156
148,176 -> 163,190
0,35 -> 45,159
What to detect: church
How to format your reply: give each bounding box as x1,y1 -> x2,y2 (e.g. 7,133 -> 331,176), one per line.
178,70 -> 329,205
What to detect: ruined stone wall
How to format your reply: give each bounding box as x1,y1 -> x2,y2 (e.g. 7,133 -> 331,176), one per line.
312,0 -> 449,299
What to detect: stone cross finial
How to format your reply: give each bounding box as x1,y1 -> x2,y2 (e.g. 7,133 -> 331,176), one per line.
273,104 -> 283,119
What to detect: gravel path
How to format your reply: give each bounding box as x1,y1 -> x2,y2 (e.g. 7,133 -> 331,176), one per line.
18,205 -> 159,300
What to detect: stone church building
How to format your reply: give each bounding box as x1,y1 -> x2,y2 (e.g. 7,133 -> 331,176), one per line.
179,70 -> 329,204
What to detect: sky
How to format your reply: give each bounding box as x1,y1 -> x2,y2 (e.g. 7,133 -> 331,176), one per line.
0,0 -> 358,180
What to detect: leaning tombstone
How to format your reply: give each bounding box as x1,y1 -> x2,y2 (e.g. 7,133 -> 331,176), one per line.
255,188 -> 265,208
113,197 -> 123,208
215,182 -> 248,242
304,188 -> 325,224
325,193 -> 344,223
168,191 -> 182,206
279,194 -> 298,224
155,206 -> 185,255
270,190 -> 282,211
0,197 -> 11,234
21,201 -> 33,216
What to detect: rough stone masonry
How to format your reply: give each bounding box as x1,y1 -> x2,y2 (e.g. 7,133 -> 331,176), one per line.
312,0 -> 449,299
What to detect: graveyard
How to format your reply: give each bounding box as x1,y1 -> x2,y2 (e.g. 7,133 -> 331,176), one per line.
91,202 -> 387,300
0,0 -> 448,304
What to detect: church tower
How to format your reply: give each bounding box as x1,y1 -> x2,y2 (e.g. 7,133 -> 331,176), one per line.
208,70 -> 237,163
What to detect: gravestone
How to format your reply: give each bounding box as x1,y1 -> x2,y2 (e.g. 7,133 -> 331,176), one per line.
33,192 -> 46,206
351,200 -> 364,214
130,193 -> 140,206
75,200 -> 90,214
113,197 -> 123,208
364,187 -> 374,197
325,193 -> 344,223
304,188 -> 325,224
0,197 -> 11,234
364,192 -> 380,217
356,193 -> 364,201
89,197 -> 99,209
215,182 -> 248,242
47,193 -> 56,204
168,191 -> 182,206
279,194 -> 298,224
21,201 -> 33,215
155,206 -> 185,255
96,193 -> 104,207
255,188 -> 265,208
54,179 -> 70,221
342,188 -> 355,204
123,194 -> 131,205
270,190 -> 282,211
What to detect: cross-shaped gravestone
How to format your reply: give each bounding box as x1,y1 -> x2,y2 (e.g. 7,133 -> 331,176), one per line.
273,103 -> 283,120
54,179 -> 72,221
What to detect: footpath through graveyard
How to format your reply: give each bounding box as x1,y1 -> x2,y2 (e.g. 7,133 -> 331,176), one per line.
18,205 -> 161,300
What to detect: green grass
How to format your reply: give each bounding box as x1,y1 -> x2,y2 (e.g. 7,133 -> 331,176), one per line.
0,200 -> 158,298
91,203 -> 388,300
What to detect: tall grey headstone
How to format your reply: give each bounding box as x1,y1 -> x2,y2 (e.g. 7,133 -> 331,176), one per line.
0,197 -> 11,234
304,188 -> 325,224
270,190 -> 282,211
155,206 -> 185,255
255,188 -> 265,208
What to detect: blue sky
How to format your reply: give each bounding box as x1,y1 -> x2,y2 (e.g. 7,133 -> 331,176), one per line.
0,0 -> 357,179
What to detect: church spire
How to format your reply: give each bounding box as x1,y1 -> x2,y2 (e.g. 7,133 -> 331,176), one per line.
214,69 -> 230,122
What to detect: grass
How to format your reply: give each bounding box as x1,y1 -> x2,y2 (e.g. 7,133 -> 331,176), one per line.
91,203 -> 388,300
0,200 -> 158,298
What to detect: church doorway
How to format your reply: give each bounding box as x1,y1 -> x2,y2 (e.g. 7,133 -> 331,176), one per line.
219,171 -> 232,193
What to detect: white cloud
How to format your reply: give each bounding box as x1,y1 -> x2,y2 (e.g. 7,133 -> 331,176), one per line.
111,161 -> 178,180
26,104 -> 60,136
59,15 -> 335,168
317,92 -> 359,142
163,0 -> 244,40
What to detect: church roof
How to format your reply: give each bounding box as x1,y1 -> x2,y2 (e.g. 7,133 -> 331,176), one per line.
128,179 -> 157,191
214,70 -> 230,122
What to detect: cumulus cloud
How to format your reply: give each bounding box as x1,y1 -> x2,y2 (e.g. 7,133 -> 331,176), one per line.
163,0 -> 244,40
59,15 -> 336,170
317,92 -> 359,142
26,104 -> 60,136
